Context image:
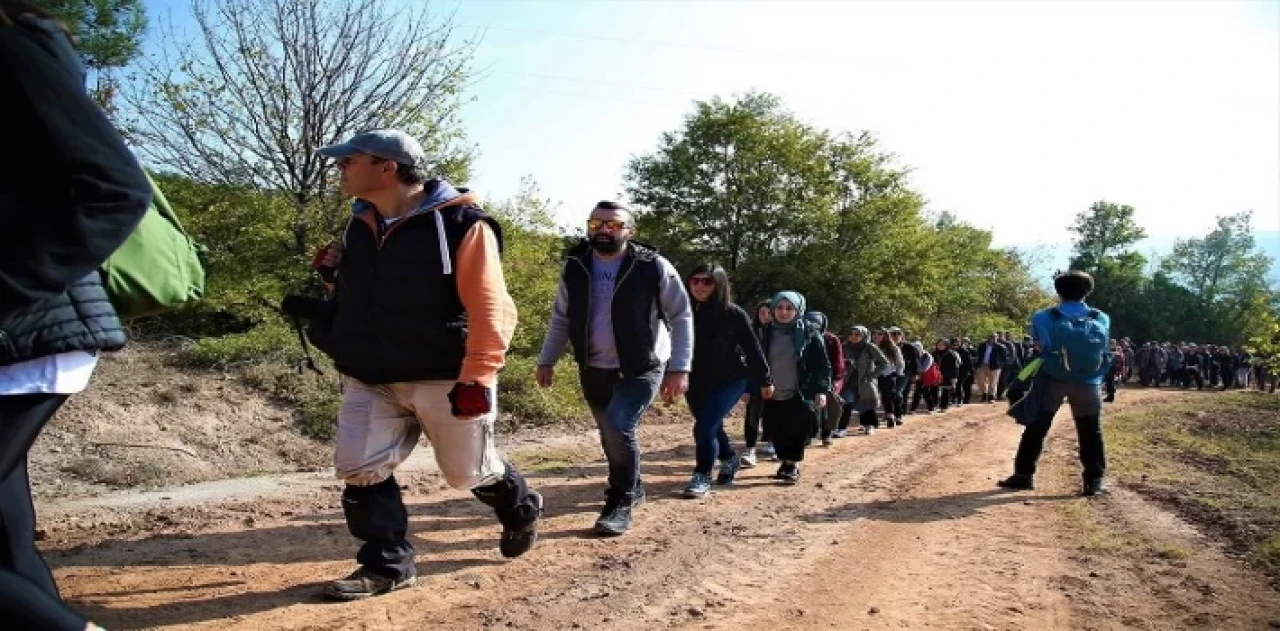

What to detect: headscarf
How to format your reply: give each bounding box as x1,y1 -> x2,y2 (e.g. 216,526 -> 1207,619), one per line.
770,291 -> 810,358
846,325 -> 870,355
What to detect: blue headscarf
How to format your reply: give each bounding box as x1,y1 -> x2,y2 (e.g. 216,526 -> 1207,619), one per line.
770,291 -> 811,358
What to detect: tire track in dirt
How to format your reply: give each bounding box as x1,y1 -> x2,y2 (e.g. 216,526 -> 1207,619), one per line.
42,389 -> 1279,630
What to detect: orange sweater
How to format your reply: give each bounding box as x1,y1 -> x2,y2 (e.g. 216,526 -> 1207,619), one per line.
454,221 -> 517,386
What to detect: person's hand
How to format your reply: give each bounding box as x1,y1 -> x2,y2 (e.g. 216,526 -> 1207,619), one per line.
312,242 -> 343,283
661,372 -> 689,403
761,385 -> 775,400
448,382 -> 491,418
814,393 -> 827,409
535,365 -> 555,388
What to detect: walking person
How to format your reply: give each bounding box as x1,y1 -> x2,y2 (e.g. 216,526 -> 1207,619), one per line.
995,332 -> 1022,400
873,329 -> 906,427
841,327 -> 890,432
759,292 -> 831,483
741,301 -> 775,467
805,312 -> 846,446
974,333 -> 1006,403
910,339 -> 937,413
998,271 -> 1112,497
0,3 -> 152,626
890,328 -> 916,420
933,339 -> 961,412
304,129 -> 545,600
536,201 -> 694,535
951,337 -> 974,407
681,265 -> 772,498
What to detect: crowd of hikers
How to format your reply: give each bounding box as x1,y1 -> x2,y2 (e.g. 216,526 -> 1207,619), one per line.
3,2 -> 1277,625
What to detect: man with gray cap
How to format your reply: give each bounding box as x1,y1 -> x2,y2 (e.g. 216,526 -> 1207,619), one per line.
301,129 -> 543,600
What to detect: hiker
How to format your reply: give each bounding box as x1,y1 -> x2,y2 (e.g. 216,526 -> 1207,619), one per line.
1121,340 -> 1136,383
910,339 -> 938,413
995,332 -> 1022,399
0,3 -> 152,628
681,264 -> 772,498
1180,345 -> 1205,390
535,201 -> 694,535
1235,347 -> 1252,389
1104,340 -> 1125,403
933,339 -> 961,412
951,337 -> 974,407
872,329 -> 906,428
741,301 -> 776,467
805,311 -> 846,446
998,271 -> 1112,497
304,130 -> 543,600
974,333 -> 1005,403
840,326 -> 889,434
759,292 -> 831,482
890,327 -> 917,421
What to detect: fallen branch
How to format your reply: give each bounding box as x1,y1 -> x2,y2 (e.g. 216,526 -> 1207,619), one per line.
91,443 -> 200,459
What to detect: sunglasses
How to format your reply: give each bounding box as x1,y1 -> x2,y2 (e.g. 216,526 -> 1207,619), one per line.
587,219 -> 629,231
689,276 -> 715,287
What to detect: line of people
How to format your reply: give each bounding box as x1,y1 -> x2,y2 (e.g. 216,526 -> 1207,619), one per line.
1124,340 -> 1274,392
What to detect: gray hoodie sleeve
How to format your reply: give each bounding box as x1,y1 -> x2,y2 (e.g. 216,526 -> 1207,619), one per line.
656,256 -> 694,372
536,264 -> 572,366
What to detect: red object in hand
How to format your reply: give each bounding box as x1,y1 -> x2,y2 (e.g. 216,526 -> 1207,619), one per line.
312,245 -> 338,284
449,382 -> 492,417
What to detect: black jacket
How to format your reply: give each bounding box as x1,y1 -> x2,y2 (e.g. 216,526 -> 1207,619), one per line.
974,341 -> 1006,369
0,15 -> 150,365
310,183 -> 499,385
688,303 -> 770,395
900,341 -> 921,375
934,348 -> 961,380
561,241 -> 665,378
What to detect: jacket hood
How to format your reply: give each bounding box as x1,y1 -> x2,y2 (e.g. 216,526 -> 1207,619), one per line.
566,239 -> 659,261
350,179 -> 477,217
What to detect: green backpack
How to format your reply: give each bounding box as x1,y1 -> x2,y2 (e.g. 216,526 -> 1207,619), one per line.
100,174 -> 205,320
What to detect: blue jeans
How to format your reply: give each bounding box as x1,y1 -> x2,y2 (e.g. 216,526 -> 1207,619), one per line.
580,366 -> 662,501
686,379 -> 746,475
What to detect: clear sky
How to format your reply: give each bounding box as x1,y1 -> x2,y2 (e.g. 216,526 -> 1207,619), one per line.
141,0 -> 1280,248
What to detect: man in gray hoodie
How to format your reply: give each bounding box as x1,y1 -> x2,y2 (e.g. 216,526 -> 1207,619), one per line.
536,201 -> 694,536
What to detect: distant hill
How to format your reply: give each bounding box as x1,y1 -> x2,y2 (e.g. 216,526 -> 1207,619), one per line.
1023,231 -> 1280,285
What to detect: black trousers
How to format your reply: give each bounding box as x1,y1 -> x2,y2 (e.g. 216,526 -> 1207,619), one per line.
343,465 -> 538,581
0,394 -> 87,631
762,397 -> 815,462
959,371 -> 974,404
743,392 -> 767,448
1014,410 -> 1106,482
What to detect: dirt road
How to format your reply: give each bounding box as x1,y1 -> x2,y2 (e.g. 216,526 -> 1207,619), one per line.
40,388 -> 1280,630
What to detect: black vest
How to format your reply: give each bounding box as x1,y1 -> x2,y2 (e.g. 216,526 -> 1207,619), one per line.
562,242 -> 663,378
0,273 -> 127,365
311,201 -> 501,385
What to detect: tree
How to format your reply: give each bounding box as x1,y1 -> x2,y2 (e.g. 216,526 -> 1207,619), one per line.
625,92 -> 834,278
124,0 -> 476,255
487,177 -> 564,356
1068,201 -> 1147,271
40,0 -> 147,113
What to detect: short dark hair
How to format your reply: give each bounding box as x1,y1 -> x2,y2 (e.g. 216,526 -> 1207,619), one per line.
394,162 -> 428,185
1054,270 -> 1095,301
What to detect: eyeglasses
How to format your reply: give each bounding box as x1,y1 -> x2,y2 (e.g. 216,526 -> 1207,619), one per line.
587,219 -> 630,232
689,276 -> 715,287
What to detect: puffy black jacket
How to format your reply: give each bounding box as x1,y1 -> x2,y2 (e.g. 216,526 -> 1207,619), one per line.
0,15 -> 150,365
688,303 -> 771,395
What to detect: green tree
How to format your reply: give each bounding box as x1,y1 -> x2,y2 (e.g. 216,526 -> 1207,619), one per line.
625,92 -> 833,279
1068,201 -> 1147,271
38,0 -> 147,113
124,0 -> 475,255
1065,200 -> 1151,341
487,177 -> 564,356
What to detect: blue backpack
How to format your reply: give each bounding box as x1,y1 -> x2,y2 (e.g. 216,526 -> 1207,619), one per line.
1040,308 -> 1111,383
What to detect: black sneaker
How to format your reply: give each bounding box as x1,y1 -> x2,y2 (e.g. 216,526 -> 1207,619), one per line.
594,491 -> 635,536
779,462 -> 800,485
323,567 -> 418,601
1082,479 -> 1108,497
996,474 -> 1035,490
716,455 -> 741,485
499,491 -> 543,558
632,484 -> 647,507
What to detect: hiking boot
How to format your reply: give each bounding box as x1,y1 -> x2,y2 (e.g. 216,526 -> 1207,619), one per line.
324,567 -> 418,601
895,416 -> 904,426
778,462 -> 800,485
740,448 -> 758,469
996,474 -> 1035,490
716,455 -> 741,485
683,472 -> 713,498
594,495 -> 634,536
499,491 -> 543,559
1082,479 -> 1109,497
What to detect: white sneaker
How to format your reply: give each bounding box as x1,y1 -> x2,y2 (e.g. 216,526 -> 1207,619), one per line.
740,449 -> 758,469
865,426 -> 876,436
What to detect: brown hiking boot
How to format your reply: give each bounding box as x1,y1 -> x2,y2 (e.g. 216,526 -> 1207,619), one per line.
323,567 -> 418,601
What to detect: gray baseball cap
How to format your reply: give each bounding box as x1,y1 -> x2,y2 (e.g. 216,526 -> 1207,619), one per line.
317,129 -> 426,167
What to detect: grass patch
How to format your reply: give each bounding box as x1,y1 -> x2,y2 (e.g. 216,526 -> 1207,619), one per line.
497,355 -> 588,430
509,446 -> 597,474
1107,391 -> 1280,581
